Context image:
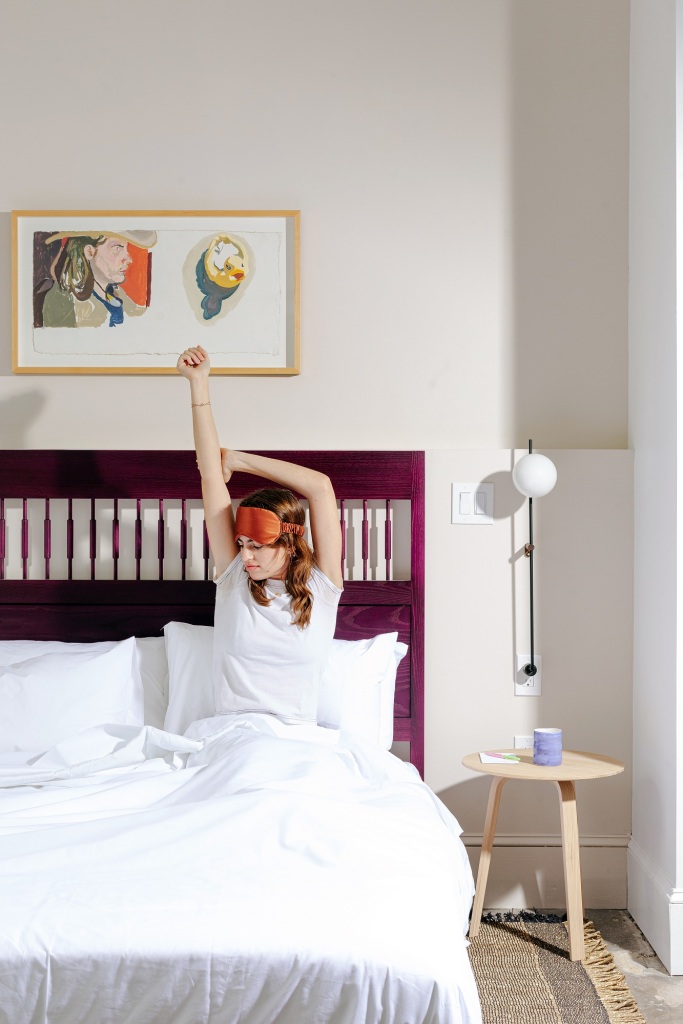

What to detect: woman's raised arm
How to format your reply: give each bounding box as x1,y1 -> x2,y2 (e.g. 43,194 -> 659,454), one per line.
222,449 -> 343,589
177,346 -> 237,577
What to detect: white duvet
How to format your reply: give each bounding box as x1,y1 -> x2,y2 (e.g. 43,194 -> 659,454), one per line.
0,714 -> 481,1024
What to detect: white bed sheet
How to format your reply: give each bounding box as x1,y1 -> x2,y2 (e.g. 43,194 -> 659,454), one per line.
0,714 -> 481,1024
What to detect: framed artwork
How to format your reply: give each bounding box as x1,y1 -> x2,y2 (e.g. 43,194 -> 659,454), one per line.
12,210 -> 300,375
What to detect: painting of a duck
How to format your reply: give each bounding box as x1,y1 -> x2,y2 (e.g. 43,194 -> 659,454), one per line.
196,234 -> 249,320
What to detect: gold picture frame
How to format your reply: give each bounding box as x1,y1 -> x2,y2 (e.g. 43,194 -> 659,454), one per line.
12,210 -> 300,375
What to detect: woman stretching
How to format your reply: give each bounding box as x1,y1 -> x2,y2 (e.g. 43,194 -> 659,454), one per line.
177,345 -> 343,723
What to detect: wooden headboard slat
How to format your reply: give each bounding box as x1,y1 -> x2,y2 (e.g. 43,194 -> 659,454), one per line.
0,450 -> 419,499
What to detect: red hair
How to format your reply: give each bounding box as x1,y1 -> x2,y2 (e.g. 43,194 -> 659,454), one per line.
239,488 -> 315,628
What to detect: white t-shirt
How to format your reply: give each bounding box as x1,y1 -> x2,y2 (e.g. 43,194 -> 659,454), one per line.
213,554 -> 342,722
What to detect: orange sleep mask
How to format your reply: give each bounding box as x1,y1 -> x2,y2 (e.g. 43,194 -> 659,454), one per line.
234,505 -> 305,545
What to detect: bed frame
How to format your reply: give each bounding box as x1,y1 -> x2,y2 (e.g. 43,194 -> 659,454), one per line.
0,450 -> 425,776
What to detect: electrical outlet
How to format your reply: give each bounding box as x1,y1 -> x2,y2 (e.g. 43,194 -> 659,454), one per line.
515,654 -> 542,696
514,735 -> 533,749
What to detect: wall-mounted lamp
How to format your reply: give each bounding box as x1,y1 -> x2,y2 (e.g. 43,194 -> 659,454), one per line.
512,440 -> 557,680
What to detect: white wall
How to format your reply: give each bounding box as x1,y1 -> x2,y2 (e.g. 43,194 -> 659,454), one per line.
0,0 -> 628,450
428,449 -> 633,908
0,3 -> 634,910
628,0 -> 683,974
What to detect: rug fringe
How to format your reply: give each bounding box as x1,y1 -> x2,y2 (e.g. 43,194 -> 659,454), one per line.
581,921 -> 648,1024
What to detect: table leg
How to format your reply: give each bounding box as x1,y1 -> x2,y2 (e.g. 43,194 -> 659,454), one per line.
469,776 -> 507,939
555,779 -> 585,961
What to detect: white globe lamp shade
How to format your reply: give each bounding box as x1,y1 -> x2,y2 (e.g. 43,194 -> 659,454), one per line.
512,453 -> 557,498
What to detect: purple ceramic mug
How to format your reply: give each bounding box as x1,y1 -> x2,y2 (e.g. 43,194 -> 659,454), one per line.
533,727 -> 562,766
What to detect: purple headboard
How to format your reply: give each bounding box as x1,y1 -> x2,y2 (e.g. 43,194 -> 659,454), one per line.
0,451 -> 425,776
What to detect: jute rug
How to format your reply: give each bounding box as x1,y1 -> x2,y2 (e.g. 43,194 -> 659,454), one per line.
467,912 -> 648,1024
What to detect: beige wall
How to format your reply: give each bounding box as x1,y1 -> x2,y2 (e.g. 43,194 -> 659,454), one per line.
0,2 -> 632,904
0,0 -> 628,449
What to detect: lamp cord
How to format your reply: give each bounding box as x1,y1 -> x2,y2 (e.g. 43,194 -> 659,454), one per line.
525,438 -> 537,678
528,494 -> 535,674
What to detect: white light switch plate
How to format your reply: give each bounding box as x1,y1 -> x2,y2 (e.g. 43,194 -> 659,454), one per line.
451,482 -> 494,524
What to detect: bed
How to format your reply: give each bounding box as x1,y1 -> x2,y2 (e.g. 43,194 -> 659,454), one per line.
0,450 -> 481,1024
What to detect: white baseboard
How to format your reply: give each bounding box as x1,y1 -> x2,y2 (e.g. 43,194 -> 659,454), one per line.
628,838 -> 683,975
461,832 -> 629,849
463,834 -> 628,910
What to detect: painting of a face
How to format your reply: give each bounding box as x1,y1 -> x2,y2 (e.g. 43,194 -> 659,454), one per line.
85,237 -> 133,286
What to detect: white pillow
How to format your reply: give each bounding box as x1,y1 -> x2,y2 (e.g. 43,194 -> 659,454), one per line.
317,633 -> 408,749
0,637 -> 144,753
163,621 -> 214,734
0,637 -> 168,730
0,638 -> 117,666
135,637 -> 169,729
162,621 -> 407,747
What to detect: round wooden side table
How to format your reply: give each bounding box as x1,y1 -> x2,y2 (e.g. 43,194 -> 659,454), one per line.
462,748 -> 624,961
